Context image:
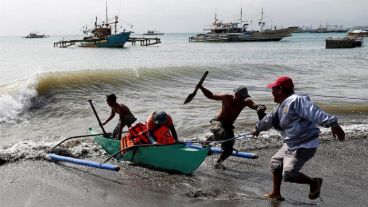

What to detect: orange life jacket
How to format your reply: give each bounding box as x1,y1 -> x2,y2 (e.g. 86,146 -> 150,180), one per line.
121,122 -> 149,150
153,125 -> 175,144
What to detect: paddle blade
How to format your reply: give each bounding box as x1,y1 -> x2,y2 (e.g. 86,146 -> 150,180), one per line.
184,92 -> 196,104
183,71 -> 208,104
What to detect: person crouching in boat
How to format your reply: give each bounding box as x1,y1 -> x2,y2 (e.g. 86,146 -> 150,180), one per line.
101,94 -> 137,139
146,111 -> 178,144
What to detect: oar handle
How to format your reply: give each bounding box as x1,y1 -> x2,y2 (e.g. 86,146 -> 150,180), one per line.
195,71 -> 209,92
183,71 -> 209,104
88,99 -> 107,135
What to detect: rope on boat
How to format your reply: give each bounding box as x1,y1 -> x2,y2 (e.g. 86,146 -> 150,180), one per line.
250,88 -> 368,101
184,132 -> 252,145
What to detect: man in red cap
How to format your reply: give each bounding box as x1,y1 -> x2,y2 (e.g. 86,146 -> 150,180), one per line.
252,76 -> 345,201
197,84 -> 266,169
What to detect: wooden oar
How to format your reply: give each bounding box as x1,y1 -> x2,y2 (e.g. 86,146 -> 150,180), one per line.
88,99 -> 107,135
183,71 -> 209,104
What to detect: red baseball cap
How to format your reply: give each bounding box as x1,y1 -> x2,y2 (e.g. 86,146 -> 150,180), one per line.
267,76 -> 294,89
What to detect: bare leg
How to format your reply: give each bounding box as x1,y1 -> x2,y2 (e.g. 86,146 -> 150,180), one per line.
268,171 -> 283,198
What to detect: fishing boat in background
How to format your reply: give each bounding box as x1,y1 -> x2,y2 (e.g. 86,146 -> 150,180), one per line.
190,9 -> 298,42
54,15 -> 131,48
24,32 -> 48,38
54,0 -> 131,48
90,128 -> 209,174
79,16 -> 131,48
143,30 -> 164,35
294,24 -> 349,33
347,29 -> 368,38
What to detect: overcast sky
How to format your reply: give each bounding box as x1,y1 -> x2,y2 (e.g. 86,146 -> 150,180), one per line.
0,0 -> 367,35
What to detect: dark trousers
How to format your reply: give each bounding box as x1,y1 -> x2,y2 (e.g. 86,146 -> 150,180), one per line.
218,126 -> 235,163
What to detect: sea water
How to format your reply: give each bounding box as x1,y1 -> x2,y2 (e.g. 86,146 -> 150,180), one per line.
0,33 -> 367,160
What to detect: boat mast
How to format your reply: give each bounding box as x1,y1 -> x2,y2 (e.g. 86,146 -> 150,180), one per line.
214,9 -> 218,23
114,16 -> 118,34
259,8 -> 265,32
105,0 -> 108,26
240,8 -> 243,22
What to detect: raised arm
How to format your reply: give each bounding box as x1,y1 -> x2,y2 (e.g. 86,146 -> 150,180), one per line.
198,85 -> 226,101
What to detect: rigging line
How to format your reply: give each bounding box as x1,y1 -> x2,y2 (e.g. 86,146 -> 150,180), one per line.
306,94 -> 368,101
248,89 -> 368,101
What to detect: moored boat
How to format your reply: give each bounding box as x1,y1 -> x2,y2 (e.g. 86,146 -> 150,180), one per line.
89,128 -> 209,174
347,29 -> 368,38
54,1 -> 131,48
189,9 -> 298,42
24,32 -> 48,38
143,30 -> 164,35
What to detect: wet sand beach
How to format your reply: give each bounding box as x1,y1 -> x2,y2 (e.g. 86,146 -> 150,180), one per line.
1,131 -> 367,207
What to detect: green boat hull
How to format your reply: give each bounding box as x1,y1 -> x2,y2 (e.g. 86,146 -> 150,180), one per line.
90,128 -> 209,174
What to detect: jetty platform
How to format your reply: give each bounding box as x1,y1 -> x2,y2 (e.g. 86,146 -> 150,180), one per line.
326,37 -> 362,49
128,37 -> 161,46
54,37 -> 161,48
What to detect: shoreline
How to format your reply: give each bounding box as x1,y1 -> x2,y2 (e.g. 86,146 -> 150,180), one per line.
1,132 -> 367,206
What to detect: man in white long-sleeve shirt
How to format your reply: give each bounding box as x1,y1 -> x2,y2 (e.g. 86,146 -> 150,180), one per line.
252,76 -> 345,201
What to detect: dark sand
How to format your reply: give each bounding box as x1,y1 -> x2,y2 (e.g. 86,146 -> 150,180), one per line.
1,137 -> 367,207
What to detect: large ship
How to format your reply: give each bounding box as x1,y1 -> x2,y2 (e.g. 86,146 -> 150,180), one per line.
190,9 -> 298,42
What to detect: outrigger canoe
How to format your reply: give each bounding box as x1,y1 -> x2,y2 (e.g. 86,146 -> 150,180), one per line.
89,128 -> 209,174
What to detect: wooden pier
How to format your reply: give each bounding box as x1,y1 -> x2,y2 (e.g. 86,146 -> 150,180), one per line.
326,37 -> 362,49
53,39 -> 100,48
54,37 -> 161,48
54,40 -> 77,48
127,37 -> 161,46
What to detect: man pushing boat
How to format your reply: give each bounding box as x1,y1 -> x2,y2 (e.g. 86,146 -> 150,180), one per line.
100,94 -> 137,139
197,84 -> 266,169
252,76 -> 345,201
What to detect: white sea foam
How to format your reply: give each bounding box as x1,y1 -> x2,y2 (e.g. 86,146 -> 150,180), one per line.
0,137 -> 107,164
0,79 -> 38,123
